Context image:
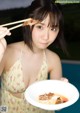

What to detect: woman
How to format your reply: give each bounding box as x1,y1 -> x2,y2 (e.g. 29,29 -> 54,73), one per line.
0,0 -> 68,113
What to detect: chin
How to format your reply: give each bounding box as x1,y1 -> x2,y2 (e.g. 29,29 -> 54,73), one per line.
39,45 -> 48,49
39,43 -> 49,49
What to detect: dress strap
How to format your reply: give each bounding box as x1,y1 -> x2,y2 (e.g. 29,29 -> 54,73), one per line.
43,50 -> 47,62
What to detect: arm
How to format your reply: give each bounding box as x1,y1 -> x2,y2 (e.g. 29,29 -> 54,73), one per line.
48,50 -> 62,80
0,26 -> 11,62
47,50 -> 68,82
0,26 -> 11,75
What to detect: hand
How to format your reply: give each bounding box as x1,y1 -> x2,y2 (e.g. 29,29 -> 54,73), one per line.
60,77 -> 69,82
0,26 -> 11,61
0,26 -> 11,39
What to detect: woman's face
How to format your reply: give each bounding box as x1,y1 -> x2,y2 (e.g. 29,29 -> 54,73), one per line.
32,15 -> 59,50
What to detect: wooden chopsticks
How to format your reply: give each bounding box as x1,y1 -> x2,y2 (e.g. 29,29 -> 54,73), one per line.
1,18 -> 32,31
8,24 -> 23,31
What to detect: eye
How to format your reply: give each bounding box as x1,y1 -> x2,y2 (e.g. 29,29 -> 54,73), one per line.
51,27 -> 58,32
36,25 -> 43,29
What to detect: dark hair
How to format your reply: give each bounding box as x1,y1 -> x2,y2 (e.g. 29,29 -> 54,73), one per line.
23,0 -> 68,54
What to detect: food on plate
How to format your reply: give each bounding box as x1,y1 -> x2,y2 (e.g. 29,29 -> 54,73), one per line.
23,18 -> 39,26
37,92 -> 68,104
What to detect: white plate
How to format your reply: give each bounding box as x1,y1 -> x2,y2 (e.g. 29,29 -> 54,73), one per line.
24,80 -> 79,110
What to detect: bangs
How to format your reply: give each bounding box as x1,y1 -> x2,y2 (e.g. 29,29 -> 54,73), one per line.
30,7 -> 60,28
48,12 -> 59,28
30,8 -> 49,21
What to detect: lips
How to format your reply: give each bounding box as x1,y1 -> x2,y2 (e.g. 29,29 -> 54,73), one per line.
40,42 -> 48,45
40,43 -> 48,47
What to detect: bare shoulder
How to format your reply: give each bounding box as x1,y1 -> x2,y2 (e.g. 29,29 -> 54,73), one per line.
6,41 -> 23,55
46,49 -> 61,62
4,41 -> 24,63
0,41 -> 25,73
46,49 -> 61,70
7,41 -> 23,50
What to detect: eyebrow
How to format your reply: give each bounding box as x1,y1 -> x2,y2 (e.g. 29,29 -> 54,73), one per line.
36,22 -> 59,28
36,22 -> 45,26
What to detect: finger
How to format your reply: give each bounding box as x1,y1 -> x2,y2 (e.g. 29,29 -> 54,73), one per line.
0,26 -> 11,33
0,27 -> 11,39
60,77 -> 69,82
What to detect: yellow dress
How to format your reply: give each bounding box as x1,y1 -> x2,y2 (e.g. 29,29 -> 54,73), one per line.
1,51 -> 55,113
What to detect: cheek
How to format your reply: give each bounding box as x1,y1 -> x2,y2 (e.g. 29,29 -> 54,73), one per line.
32,28 -> 39,39
32,32 -> 40,43
50,37 -> 56,44
49,31 -> 59,44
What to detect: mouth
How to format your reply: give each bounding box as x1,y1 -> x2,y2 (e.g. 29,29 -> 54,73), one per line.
40,42 -> 48,46
40,42 -> 48,44
39,42 -> 49,48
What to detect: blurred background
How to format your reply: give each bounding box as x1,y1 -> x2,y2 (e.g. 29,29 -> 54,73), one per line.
0,0 -> 80,60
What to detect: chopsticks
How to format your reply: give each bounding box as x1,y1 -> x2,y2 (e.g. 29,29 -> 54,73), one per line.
1,18 -> 32,31
9,24 -> 23,31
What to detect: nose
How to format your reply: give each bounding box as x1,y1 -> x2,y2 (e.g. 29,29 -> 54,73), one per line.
43,29 -> 49,40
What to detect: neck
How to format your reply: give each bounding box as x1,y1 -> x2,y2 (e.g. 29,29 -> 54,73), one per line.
32,46 -> 45,55
24,43 -> 45,55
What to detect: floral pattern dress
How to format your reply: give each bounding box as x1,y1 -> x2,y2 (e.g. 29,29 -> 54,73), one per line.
1,51 -> 55,113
